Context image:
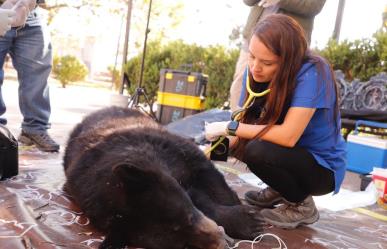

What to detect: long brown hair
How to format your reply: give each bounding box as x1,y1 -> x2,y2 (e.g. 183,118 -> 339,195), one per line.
233,14 -> 340,158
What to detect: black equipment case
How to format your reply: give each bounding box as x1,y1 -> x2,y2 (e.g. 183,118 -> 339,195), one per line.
0,124 -> 18,180
157,69 -> 208,124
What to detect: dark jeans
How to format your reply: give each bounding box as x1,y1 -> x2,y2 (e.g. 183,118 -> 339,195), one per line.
241,139 -> 335,203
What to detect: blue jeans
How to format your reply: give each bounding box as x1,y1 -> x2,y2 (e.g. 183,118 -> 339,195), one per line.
0,25 -> 52,133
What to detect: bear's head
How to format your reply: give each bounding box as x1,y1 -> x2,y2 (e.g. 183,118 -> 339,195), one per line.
99,161 -> 227,249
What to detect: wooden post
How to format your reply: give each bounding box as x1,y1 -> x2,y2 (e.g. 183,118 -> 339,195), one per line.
119,0 -> 133,94
332,0 -> 346,42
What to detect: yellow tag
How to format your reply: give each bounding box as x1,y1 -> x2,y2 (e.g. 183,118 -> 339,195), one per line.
157,92 -> 204,110
166,73 -> 173,79
188,76 -> 195,82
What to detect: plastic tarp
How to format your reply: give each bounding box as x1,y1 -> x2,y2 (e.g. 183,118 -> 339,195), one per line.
0,144 -> 386,249
166,109 -> 231,144
0,108 -> 386,249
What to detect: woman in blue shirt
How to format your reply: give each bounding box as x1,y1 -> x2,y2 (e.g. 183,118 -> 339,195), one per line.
205,14 -> 346,229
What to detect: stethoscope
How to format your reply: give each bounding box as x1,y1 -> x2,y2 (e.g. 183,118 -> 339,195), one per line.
205,69 -> 271,155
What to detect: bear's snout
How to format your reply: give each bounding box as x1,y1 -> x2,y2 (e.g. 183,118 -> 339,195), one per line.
189,213 -> 227,249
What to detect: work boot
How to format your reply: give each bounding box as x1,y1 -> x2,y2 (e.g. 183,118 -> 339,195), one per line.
244,187 -> 285,208
18,131 -> 60,152
260,195 -> 319,229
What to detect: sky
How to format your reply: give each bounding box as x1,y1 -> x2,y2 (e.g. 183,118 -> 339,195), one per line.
312,0 -> 386,48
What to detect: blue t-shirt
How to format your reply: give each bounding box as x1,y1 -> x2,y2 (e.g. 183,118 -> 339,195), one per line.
239,62 -> 347,194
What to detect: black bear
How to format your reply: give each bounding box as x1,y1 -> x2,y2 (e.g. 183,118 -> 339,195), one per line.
63,107 -> 263,249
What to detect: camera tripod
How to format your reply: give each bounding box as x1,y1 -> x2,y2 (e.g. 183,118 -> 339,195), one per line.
127,0 -> 157,120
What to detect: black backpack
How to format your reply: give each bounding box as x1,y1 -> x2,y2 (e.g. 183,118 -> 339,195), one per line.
0,124 -> 18,180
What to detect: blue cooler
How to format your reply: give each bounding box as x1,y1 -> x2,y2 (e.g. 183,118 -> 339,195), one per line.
347,134 -> 387,174
347,120 -> 387,174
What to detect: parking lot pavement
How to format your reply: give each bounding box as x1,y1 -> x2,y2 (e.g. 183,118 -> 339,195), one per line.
2,81 -> 114,146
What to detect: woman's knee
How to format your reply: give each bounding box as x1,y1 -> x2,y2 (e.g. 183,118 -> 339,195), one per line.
243,139 -> 268,166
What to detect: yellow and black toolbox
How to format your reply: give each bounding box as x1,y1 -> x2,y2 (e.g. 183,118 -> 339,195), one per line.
157,69 -> 208,124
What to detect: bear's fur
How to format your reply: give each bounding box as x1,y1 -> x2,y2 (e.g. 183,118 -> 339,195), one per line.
63,107 -> 263,249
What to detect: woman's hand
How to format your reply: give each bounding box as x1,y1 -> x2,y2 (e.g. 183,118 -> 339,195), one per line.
205,121 -> 230,141
0,9 -> 15,35
1,0 -> 36,27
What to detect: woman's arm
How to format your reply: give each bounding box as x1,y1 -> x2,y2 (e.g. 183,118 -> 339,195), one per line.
236,107 -> 315,147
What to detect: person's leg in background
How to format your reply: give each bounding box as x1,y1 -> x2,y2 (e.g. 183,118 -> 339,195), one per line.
229,39 -> 249,111
10,24 -> 59,152
0,29 -> 15,125
242,139 -> 334,228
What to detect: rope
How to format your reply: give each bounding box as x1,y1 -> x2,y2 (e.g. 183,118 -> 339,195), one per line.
226,233 -> 288,249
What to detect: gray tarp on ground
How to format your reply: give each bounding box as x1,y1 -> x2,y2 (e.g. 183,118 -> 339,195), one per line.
166,109 -> 231,144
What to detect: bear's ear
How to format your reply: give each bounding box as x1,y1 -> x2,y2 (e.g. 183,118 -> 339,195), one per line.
112,163 -> 156,191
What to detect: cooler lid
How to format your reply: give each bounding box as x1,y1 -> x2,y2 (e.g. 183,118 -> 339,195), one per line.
347,134 -> 387,149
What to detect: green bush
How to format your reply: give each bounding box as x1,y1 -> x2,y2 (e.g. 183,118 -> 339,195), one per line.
373,30 -> 387,72
108,65 -> 121,90
53,55 -> 88,88
125,40 -> 239,109
319,30 -> 386,81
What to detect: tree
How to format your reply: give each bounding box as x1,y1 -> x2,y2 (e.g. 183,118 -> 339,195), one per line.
46,0 -> 185,91
53,55 -> 88,88
117,0 -> 184,91
228,25 -> 244,49
41,0 -> 107,24
45,0 -> 184,41
319,30 -> 387,81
